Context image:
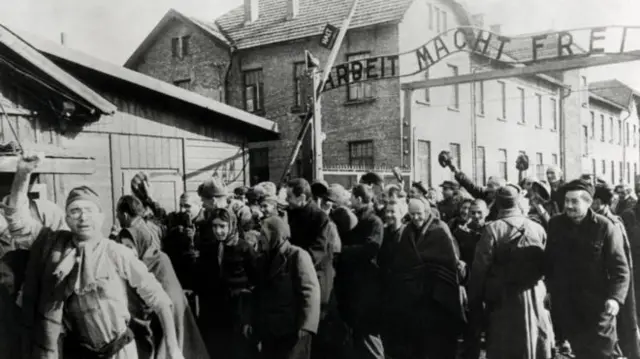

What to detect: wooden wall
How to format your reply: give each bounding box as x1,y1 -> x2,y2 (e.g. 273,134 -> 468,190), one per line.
0,76 -> 251,236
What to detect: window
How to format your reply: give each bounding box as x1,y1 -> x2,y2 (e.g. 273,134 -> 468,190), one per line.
475,81 -> 485,115
600,114 -> 605,142
535,94 -> 542,127
550,98 -> 558,130
428,4 -> 433,30
436,8 -> 441,33
498,149 -> 508,180
635,125 -> 638,147
627,162 -> 631,183
626,122 -> 630,146
476,146 -> 486,185
243,69 -> 264,113
449,143 -> 461,173
617,119 -> 622,145
349,140 -> 374,168
441,10 -> 448,32
347,52 -> 373,101
171,35 -> 190,58
583,125 -> 589,156
552,153 -> 558,165
249,148 -> 270,185
602,160 -> 606,175
518,87 -> 525,123
620,161 -> 624,182
592,159 -> 597,180
173,79 -> 191,90
610,117 -> 614,143
611,161 -> 615,184
416,140 -> 431,187
293,62 -> 306,109
448,64 -> 459,109
423,69 -> 430,103
590,111 -> 595,139
498,81 -> 506,119
536,152 -> 544,180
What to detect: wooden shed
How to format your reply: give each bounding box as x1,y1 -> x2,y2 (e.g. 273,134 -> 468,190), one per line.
0,25 -> 278,234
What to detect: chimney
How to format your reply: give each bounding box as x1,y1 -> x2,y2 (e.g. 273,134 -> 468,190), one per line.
60,32 -> 66,46
489,24 -> 501,34
244,0 -> 259,24
286,0 -> 299,19
471,14 -> 484,28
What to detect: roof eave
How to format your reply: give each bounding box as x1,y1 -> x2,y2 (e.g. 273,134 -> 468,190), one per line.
589,93 -> 627,110
0,25 -> 117,115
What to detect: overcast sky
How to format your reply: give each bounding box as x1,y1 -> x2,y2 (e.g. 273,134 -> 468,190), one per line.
0,0 -> 639,88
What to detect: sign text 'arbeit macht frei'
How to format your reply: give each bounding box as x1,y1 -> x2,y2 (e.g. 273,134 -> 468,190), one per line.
321,26 -> 640,92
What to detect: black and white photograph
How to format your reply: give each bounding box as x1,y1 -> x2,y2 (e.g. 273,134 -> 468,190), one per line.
0,0 -> 640,358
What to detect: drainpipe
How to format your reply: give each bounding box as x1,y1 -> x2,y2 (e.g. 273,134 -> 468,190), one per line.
223,45 -> 237,104
621,105 -> 632,184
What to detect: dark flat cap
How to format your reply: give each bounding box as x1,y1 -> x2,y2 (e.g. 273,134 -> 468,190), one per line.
311,180 -> 329,199
563,179 -> 595,197
439,180 -> 459,190
412,181 -> 428,195
360,172 -> 384,187
594,183 -> 615,204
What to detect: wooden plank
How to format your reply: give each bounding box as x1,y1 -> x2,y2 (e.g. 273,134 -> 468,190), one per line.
128,135 -> 139,168
154,137 -> 163,168
170,138 -> 181,169
110,134 -> 122,219
138,136 -> 148,168
401,51 -> 640,90
0,156 -> 96,174
0,26 -> 116,114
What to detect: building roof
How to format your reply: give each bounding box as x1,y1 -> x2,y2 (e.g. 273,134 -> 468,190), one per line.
589,79 -> 640,108
0,24 -> 117,115
12,28 -> 279,137
502,30 -> 586,63
124,9 -> 230,68
213,0 -> 472,50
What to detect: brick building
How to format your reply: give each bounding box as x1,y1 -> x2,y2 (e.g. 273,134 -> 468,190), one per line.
126,0 -> 640,188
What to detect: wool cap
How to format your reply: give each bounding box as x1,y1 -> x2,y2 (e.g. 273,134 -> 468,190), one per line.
66,186 -> 101,209
311,180 -> 329,199
594,183 -> 615,205
412,181 -> 429,195
326,184 -> 350,205
198,177 -> 227,199
360,172 -> 384,187
563,179 -> 595,198
439,180 -> 460,190
495,183 -> 521,209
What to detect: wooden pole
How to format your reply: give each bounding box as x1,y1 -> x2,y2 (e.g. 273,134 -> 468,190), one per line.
312,69 -> 323,180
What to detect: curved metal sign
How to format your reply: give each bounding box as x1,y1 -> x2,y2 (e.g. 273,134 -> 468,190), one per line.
321,26 -> 640,92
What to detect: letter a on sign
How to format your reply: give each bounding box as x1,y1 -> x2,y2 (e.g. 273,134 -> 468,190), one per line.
320,23 -> 339,49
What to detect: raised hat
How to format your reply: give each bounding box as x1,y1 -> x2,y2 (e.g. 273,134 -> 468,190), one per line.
360,172 -> 383,187
311,180 -> 329,199
530,180 -> 551,201
411,181 -> 428,195
439,180 -> 459,189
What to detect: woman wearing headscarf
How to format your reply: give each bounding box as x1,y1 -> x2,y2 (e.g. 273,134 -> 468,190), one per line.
115,195 -> 210,359
255,216 -> 321,359
195,207 -> 259,359
5,153 -> 182,359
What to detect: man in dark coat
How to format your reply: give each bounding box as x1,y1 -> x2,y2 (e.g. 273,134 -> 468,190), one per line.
335,184 -> 385,359
437,180 -> 462,223
378,198 -> 465,359
255,216 -> 321,359
615,184 -> 638,216
592,183 -> 640,359
546,179 -> 630,359
285,179 -> 335,329
446,161 -> 505,222
546,165 -> 565,213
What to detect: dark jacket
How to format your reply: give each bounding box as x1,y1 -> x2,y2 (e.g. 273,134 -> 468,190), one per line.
162,210 -> 207,290
336,206 -> 384,329
549,180 -> 565,213
287,202 -> 335,309
438,196 -> 462,224
255,241 -> 321,339
454,171 -> 499,221
546,210 -> 630,338
616,196 -> 638,216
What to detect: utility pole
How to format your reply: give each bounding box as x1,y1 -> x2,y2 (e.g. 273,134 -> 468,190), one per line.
312,68 -> 323,180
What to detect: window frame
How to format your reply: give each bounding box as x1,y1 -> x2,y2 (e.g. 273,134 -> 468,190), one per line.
242,68 -> 265,114
249,147 -> 270,185
447,64 -> 459,110
498,148 -> 508,181
346,51 -> 373,102
348,140 -> 375,168
498,81 -> 507,120
476,146 -> 486,186
590,111 -> 595,139
535,93 -> 543,128
476,81 -> 485,116
517,87 -> 525,124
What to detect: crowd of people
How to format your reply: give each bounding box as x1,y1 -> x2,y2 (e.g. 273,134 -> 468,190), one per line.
1,151 -> 640,359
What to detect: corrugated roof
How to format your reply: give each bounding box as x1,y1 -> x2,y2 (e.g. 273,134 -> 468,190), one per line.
589,79 -> 636,108
214,0 -> 471,50
12,28 -> 278,136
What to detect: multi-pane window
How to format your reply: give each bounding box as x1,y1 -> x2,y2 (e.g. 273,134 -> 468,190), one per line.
552,154 -> 559,165
592,159 -> 597,181
611,161 -> 615,184
249,148 -> 270,185
498,81 -> 506,120
243,69 -> 264,113
476,81 -> 485,115
347,52 -> 373,101
610,117 -> 614,143
498,149 -> 508,180
590,111 -> 595,139
293,62 -> 306,109
476,146 -> 486,185
626,122 -> 631,146
627,162 -> 631,183
448,64 -> 459,109
441,10 -> 448,32
436,7 -> 441,33
618,119 -> 622,144
602,159 -> 606,175
173,79 -> 191,90
416,140 -> 432,187
428,4 -> 434,30
535,94 -> 543,127
518,87 -> 525,123
550,98 -> 558,130
620,161 -> 624,182
600,114 -> 605,142
349,140 -> 374,168
536,152 -> 544,180
171,35 -> 191,59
